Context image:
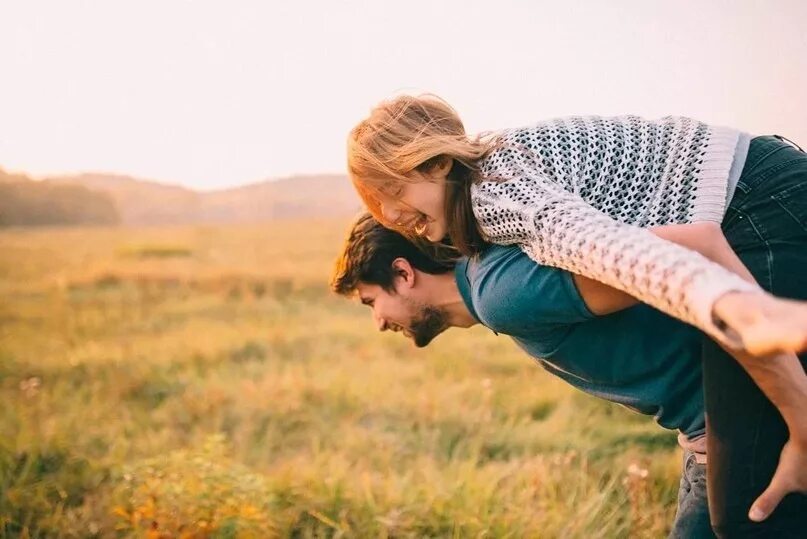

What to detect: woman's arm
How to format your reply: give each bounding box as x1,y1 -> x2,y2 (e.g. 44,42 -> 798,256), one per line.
652,221 -> 807,356
574,221 -> 753,314
572,221 -> 754,314
474,174 -> 807,355
474,176 -> 758,344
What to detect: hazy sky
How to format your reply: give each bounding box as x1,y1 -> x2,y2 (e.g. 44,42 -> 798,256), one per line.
1,0 -> 805,191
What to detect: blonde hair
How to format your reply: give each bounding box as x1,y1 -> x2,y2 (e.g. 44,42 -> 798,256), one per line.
347,94 -> 495,254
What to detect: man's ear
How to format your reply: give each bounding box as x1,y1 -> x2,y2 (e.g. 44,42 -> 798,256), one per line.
390,257 -> 416,290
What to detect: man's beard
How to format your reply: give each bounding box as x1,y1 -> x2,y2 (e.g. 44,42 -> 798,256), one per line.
409,305 -> 448,348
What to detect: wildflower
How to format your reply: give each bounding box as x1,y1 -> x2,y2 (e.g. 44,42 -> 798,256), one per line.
19,376 -> 41,397
627,463 -> 649,479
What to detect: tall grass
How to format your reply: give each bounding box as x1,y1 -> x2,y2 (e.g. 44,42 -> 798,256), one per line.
0,220 -> 681,537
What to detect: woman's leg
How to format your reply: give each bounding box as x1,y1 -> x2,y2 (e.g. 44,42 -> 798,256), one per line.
705,135 -> 807,537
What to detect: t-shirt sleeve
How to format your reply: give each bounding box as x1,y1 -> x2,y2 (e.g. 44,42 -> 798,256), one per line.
474,247 -> 596,335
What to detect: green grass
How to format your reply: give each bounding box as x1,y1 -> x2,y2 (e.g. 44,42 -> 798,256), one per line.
0,220 -> 682,537
118,244 -> 194,259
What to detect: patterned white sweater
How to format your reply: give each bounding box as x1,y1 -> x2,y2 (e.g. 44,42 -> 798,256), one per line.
471,115 -> 759,345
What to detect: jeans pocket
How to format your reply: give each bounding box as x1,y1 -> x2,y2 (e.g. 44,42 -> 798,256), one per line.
771,182 -> 807,234
683,450 -> 698,474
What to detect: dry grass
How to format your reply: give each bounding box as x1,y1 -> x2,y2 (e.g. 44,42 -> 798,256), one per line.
0,219 -> 681,537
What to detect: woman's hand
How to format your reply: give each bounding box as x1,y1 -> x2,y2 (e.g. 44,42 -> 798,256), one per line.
713,291 -> 807,357
749,438 -> 807,522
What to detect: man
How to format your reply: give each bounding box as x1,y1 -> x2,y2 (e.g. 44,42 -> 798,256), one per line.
331,213 -> 806,538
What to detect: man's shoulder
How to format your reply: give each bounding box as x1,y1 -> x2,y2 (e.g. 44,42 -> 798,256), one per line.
463,244 -> 527,296
463,245 -> 594,334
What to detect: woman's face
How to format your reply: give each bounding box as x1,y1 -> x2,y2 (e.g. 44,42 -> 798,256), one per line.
376,160 -> 451,242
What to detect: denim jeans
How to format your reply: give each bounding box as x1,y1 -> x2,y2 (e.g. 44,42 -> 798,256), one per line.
704,135 -> 807,537
670,449 -> 715,538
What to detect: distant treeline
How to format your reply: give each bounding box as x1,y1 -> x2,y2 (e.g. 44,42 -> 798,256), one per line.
0,168 -> 119,227
0,167 -> 360,227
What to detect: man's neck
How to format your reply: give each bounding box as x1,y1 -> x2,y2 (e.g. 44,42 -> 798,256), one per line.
423,272 -> 478,328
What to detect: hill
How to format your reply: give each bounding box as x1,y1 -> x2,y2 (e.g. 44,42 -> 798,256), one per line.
0,167 -> 120,226
45,172 -> 361,225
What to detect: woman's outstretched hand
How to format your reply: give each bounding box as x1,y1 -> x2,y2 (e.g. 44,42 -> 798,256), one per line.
749,439 -> 807,522
713,292 -> 807,357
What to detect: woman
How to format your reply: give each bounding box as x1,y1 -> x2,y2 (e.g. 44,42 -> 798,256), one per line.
347,95 -> 807,536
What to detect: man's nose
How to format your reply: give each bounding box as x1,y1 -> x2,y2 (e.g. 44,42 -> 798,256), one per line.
373,312 -> 387,331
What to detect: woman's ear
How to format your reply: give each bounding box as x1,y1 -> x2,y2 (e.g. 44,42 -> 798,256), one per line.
417,155 -> 453,180
434,156 -> 453,177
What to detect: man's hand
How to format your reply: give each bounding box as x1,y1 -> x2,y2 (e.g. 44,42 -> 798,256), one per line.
713,291 -> 807,357
749,439 -> 807,522
715,343 -> 807,523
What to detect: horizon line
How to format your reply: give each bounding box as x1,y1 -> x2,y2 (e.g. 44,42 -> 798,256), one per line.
0,165 -> 348,193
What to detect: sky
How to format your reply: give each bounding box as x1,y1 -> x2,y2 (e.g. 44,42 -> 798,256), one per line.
1,0 -> 806,191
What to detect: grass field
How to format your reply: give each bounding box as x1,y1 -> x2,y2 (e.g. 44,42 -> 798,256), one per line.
0,219 -> 683,538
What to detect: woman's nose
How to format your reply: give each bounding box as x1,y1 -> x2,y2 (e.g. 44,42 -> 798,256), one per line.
379,201 -> 402,225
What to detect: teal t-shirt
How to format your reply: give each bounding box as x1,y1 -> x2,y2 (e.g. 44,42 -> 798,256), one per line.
455,244 -> 705,437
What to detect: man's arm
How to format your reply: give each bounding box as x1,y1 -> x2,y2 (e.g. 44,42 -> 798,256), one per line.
545,219 -> 807,520
610,220 -> 807,522
571,273 -> 637,315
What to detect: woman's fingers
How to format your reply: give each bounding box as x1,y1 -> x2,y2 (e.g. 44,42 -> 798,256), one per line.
741,321 -> 807,357
713,292 -> 807,357
745,298 -> 807,356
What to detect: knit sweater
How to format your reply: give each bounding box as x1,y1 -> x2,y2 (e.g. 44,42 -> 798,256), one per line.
471,115 -> 760,346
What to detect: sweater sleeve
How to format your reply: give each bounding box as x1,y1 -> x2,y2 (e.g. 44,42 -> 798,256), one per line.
471,172 -> 761,348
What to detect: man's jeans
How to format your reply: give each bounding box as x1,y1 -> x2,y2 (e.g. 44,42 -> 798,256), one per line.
704,135 -> 807,537
670,450 -> 714,538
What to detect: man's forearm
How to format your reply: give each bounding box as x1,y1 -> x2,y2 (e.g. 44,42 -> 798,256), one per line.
576,219 -> 807,438
666,222 -> 807,441
723,344 -> 807,443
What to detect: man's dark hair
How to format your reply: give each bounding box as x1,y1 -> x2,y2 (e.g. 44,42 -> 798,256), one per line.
330,213 -> 455,295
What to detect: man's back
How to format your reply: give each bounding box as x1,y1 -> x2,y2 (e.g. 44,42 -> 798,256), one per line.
455,244 -> 705,437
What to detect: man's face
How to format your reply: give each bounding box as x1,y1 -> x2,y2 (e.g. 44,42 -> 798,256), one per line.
355,281 -> 449,347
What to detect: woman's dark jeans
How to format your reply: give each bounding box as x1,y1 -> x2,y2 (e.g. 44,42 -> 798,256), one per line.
705,135 -> 807,537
